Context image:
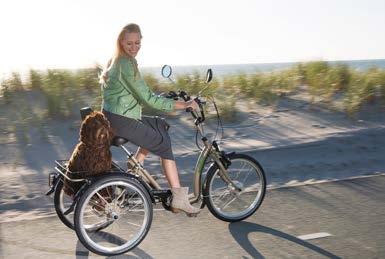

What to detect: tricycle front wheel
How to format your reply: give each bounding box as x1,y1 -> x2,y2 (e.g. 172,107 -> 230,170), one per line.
203,153 -> 266,222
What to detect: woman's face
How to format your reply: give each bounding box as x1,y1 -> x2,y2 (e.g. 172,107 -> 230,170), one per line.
121,32 -> 141,58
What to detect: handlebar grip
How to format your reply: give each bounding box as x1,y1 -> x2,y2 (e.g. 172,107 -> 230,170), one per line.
179,91 -> 191,102
186,107 -> 199,119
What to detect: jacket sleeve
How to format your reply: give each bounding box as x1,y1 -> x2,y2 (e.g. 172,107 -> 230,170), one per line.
117,57 -> 175,112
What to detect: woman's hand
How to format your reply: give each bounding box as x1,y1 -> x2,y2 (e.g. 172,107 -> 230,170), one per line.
174,99 -> 199,111
185,100 -> 199,111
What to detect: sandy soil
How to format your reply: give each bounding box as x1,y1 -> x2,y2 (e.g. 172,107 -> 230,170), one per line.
0,95 -> 384,223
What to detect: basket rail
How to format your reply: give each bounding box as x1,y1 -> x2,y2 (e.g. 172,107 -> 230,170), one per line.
54,160 -> 125,183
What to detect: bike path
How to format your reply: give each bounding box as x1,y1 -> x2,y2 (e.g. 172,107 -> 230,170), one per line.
1,174 -> 384,258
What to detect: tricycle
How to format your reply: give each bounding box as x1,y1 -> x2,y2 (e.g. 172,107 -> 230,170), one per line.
46,66 -> 266,256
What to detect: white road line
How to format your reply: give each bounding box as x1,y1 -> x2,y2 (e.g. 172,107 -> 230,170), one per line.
297,232 -> 332,240
268,172 -> 385,190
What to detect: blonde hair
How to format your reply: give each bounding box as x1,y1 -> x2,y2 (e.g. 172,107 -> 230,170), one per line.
100,23 -> 142,84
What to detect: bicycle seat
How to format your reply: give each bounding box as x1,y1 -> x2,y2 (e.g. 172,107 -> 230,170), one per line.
80,107 -> 94,120
112,136 -> 129,147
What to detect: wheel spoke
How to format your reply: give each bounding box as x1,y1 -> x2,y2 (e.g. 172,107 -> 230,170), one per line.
114,188 -> 127,206
95,191 -> 109,204
235,194 -> 252,208
242,167 -> 252,183
220,194 -> 237,210
213,188 -> 230,204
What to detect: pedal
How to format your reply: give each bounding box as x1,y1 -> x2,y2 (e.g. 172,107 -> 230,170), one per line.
151,189 -> 172,199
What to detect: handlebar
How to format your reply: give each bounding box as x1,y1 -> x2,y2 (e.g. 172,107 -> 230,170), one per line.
164,90 -> 205,124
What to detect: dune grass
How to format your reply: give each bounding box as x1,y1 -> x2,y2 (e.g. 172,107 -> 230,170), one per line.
1,62 -> 384,123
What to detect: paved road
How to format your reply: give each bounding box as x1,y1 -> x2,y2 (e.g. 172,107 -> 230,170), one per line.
1,174 -> 384,258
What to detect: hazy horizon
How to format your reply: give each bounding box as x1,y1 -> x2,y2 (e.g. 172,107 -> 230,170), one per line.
1,0 -> 385,76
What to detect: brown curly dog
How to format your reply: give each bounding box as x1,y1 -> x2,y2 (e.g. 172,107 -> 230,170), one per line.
63,111 -> 114,196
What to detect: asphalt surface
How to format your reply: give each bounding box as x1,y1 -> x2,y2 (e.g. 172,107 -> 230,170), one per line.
1,174 -> 384,258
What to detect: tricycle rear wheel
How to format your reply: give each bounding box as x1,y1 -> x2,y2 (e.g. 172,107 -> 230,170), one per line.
74,174 -> 153,256
54,179 -> 75,230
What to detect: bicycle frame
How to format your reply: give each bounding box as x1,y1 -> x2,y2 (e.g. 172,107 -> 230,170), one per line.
123,115 -> 240,205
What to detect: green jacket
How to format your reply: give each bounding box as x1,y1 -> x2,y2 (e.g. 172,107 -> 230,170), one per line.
102,56 -> 175,120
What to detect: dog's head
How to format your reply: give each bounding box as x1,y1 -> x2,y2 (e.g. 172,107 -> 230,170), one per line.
79,111 -> 113,147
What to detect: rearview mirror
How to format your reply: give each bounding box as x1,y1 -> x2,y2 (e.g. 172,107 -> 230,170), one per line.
161,65 -> 172,78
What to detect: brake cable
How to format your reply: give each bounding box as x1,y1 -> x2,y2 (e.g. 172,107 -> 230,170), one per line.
209,96 -> 224,143
195,128 -> 202,151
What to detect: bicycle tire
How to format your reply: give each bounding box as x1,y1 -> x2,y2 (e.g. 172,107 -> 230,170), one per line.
54,179 -> 75,230
203,153 -> 266,222
74,174 -> 153,256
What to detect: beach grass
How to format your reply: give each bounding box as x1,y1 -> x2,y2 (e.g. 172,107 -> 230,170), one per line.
1,62 -> 384,123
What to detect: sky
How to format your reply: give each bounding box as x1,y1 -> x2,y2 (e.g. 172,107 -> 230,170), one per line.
1,0 -> 385,75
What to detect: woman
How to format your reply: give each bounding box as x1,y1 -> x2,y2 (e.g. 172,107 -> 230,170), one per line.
100,23 -> 200,216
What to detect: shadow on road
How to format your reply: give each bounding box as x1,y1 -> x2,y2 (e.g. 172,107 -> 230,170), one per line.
229,221 -> 341,259
75,231 -> 153,258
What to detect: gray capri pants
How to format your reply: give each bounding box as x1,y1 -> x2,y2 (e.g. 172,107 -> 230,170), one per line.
103,109 -> 174,160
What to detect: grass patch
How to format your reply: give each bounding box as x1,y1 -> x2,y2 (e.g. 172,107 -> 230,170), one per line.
1,61 -> 384,124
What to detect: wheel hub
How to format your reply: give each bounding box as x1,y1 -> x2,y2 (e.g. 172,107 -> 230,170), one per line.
229,181 -> 243,193
108,211 -> 119,221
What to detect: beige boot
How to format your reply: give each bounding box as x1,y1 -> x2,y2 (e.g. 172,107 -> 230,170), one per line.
171,187 -> 200,217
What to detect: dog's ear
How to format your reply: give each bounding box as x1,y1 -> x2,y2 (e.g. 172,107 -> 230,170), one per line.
95,112 -> 112,131
94,112 -> 102,120
95,112 -> 110,125
79,119 -> 88,142
79,112 -> 96,142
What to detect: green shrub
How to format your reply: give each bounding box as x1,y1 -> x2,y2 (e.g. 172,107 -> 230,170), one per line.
1,61 -> 384,121
0,72 -> 24,104
75,67 -> 100,90
143,73 -> 161,92
303,61 -> 330,102
378,70 -> 385,102
250,73 -> 279,104
301,62 -> 354,103
1,72 -> 23,90
236,74 -> 251,96
216,95 -> 238,122
29,69 -> 43,89
342,68 -> 383,114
